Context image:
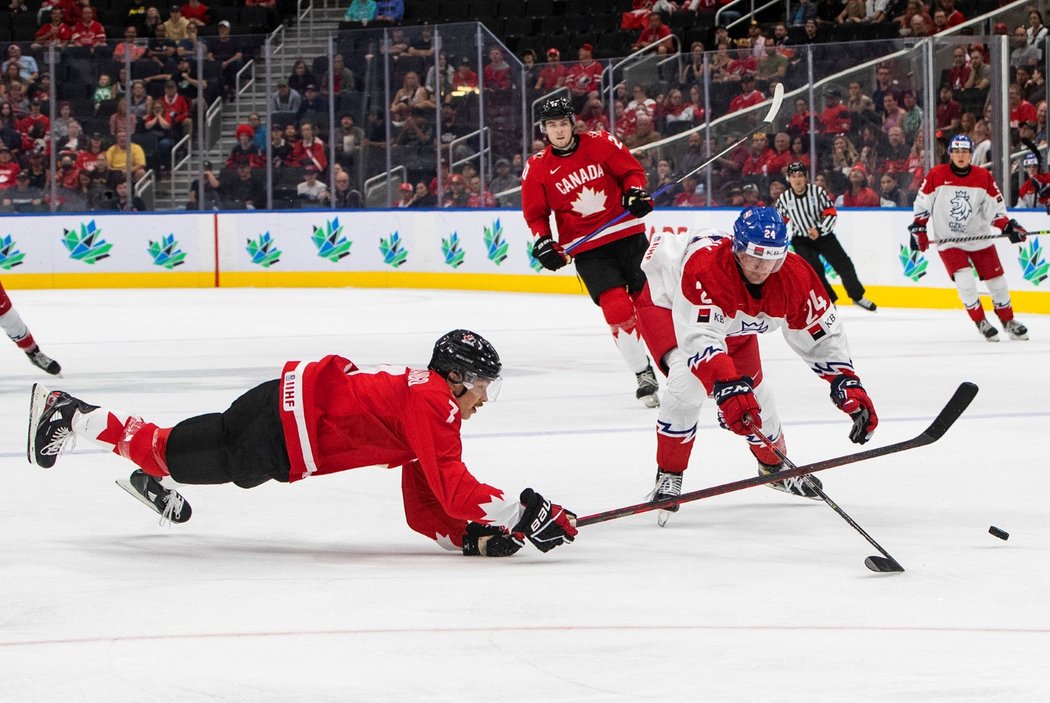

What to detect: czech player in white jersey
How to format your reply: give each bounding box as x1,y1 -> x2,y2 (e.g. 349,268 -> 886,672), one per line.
910,134 -> 1030,342
521,96 -> 660,407
637,207 -> 879,525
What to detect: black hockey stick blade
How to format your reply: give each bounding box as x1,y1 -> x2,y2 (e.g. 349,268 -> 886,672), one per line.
578,382 -> 978,527
865,556 -> 904,573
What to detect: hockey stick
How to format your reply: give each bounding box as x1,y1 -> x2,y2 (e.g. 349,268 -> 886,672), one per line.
928,231 -> 1048,244
744,419 -> 904,573
563,83 -> 786,255
577,381 -> 978,528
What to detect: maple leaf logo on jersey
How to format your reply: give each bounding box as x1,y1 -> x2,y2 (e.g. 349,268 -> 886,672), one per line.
949,190 -> 972,224
570,186 -> 607,217
0,234 -> 25,270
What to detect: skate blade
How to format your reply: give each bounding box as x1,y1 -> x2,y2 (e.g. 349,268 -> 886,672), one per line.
657,509 -> 673,527
115,478 -> 191,524
765,481 -> 823,501
641,395 -> 660,409
26,382 -> 52,465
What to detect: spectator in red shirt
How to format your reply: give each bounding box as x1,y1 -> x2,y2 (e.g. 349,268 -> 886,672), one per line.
0,146 -> 21,189
565,43 -> 603,109
180,0 -> 209,27
728,74 -> 764,113
935,84 -> 962,132
482,47 -> 512,92
940,0 -> 965,27
159,80 -> 192,137
290,120 -> 327,172
535,48 -> 567,93
70,7 -> 107,50
32,8 -> 72,50
632,12 -> 671,50
1008,82 -> 1037,131
766,131 -> 794,175
946,46 -> 971,90
841,164 -> 879,207
820,87 -> 851,135
673,174 -> 706,207
741,131 -> 775,177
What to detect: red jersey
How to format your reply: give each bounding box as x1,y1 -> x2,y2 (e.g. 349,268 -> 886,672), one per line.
728,89 -> 765,114
180,2 -> 210,23
536,64 -> 567,91
160,94 -> 191,124
71,20 -> 105,47
278,357 -> 519,549
35,21 -> 73,45
741,146 -> 775,176
842,186 -> 879,207
289,137 -> 327,171
565,61 -> 602,95
674,237 -> 854,390
521,130 -> 648,254
0,161 -> 21,189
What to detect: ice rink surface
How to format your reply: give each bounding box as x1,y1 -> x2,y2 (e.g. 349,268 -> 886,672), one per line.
0,287 -> 1047,702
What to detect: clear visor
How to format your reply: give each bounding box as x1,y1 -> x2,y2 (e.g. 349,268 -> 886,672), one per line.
460,371 -> 502,401
735,247 -> 786,278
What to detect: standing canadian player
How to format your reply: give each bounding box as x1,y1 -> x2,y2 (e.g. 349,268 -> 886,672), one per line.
636,207 -> 878,525
522,96 -> 660,407
27,330 -> 577,558
0,277 -> 61,374
910,134 -> 1029,342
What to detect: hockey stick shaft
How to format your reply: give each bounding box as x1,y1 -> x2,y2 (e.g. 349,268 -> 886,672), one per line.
563,84 -> 785,255
929,231 -> 1048,244
745,419 -> 904,571
577,381 -> 978,527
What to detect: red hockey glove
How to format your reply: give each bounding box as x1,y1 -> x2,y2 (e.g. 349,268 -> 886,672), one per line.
532,235 -> 570,271
1004,218 -> 1027,244
713,376 -> 761,436
907,220 -> 928,252
514,488 -> 577,553
622,186 -> 654,218
461,522 -> 523,557
829,374 -> 878,444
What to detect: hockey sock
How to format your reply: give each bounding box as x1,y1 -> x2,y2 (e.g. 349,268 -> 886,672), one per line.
655,349 -> 704,471
73,408 -> 171,478
632,286 -> 677,374
0,307 -> 36,350
985,276 -> 1015,323
599,287 -> 649,374
748,429 -> 786,466
747,380 -> 785,465
952,270 -> 986,322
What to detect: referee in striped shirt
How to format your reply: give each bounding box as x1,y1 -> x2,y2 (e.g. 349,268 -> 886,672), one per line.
775,162 -> 877,311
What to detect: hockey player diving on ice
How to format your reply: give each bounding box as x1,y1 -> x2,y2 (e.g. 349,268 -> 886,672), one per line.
27,330 -> 577,558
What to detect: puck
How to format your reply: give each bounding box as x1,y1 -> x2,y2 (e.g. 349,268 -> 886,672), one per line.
988,526 -> 1009,541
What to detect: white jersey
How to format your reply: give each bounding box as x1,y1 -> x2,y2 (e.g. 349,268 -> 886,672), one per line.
912,163 -> 1009,253
640,227 -> 724,310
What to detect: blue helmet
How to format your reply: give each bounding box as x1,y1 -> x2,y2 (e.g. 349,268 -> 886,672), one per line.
949,133 -> 973,152
732,206 -> 789,262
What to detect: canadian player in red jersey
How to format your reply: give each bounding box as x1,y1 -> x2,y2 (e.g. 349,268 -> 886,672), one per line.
910,134 -> 1030,342
634,207 -> 878,525
0,278 -> 61,374
522,96 -> 660,407
27,330 -> 577,557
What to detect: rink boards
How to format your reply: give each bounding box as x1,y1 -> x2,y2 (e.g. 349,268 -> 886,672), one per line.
1,207 -> 1048,313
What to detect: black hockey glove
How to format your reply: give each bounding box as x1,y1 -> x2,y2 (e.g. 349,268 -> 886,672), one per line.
829,374 -> 878,444
514,488 -> 578,553
461,522 -> 523,557
713,376 -> 761,436
1004,218 -> 1027,244
622,186 -> 654,218
531,235 -> 570,271
907,220 -> 928,252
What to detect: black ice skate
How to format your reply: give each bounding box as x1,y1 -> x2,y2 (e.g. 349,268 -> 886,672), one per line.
976,319 -> 999,342
635,364 -> 660,408
853,297 -> 877,312
116,470 -> 192,525
26,347 -> 61,375
758,460 -> 822,500
648,468 -> 683,527
27,383 -> 96,468
1004,319 -> 1029,341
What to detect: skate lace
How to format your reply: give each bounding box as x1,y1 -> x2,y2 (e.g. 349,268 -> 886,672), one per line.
650,472 -> 682,500
159,489 -> 185,527
41,427 -> 76,457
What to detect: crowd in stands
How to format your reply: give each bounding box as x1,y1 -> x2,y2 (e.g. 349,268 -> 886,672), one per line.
1,0 -> 1045,211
